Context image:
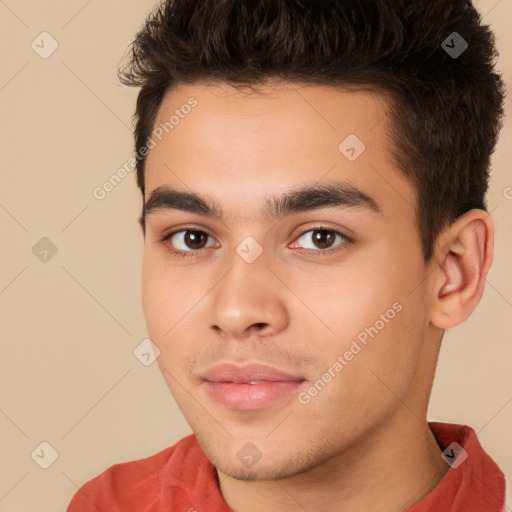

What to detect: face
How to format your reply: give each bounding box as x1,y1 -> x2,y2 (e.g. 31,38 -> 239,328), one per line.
141,81 -> 433,480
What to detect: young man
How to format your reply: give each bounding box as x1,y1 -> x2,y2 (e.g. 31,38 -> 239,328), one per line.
67,0 -> 507,510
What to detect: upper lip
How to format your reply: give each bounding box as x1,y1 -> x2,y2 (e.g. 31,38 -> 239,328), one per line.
202,362 -> 305,383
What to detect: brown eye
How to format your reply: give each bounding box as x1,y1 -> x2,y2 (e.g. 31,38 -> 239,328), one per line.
183,230 -> 208,249
294,228 -> 346,251
311,230 -> 337,249
164,229 -> 215,252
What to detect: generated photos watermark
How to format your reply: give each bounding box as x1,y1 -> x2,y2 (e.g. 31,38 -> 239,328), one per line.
92,97 -> 198,200
298,301 -> 403,405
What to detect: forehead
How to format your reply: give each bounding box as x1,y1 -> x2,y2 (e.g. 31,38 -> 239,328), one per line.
144,80 -> 416,223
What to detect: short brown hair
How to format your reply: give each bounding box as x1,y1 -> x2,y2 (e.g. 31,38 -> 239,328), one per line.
119,0 -> 506,261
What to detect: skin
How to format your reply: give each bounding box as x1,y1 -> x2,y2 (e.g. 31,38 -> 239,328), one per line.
141,80 -> 493,511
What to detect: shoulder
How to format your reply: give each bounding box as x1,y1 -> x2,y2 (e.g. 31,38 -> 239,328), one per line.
66,434 -> 204,511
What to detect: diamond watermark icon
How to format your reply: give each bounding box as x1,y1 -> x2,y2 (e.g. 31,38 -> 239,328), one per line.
237,442 -> 262,468
32,237 -> 58,263
338,133 -> 366,161
31,441 -> 59,469
134,338 -> 161,366
441,32 -> 468,59
441,441 -> 468,469
236,236 -> 263,264
31,32 -> 59,59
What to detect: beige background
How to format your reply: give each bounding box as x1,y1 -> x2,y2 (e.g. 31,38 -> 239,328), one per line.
0,1 -> 511,510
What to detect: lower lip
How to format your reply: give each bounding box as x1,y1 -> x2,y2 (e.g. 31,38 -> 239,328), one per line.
204,380 -> 305,410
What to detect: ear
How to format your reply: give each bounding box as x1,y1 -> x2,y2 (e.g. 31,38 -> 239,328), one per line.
429,209 -> 494,330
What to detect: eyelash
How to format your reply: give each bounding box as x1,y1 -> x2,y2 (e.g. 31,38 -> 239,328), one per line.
159,226 -> 353,259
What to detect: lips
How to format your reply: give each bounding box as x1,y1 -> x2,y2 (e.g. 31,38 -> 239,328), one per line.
202,362 -> 304,383
201,362 -> 306,410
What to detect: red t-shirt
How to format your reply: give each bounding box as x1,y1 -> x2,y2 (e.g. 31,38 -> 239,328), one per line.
67,422 -> 506,511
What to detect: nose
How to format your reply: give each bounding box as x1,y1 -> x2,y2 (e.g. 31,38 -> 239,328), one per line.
206,254 -> 289,340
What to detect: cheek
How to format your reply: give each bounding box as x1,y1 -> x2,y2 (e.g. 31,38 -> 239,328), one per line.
349,293 -> 428,411
299,298 -> 427,437
141,251 -> 207,361
141,252 -> 183,346
297,247 -> 428,395
141,255 -> 166,335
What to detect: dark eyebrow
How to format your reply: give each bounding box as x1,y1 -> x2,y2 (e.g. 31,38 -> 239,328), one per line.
143,181 -> 381,225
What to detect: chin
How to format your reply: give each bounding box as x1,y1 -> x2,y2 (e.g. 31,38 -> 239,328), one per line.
202,440 -> 326,482
215,459 -> 310,481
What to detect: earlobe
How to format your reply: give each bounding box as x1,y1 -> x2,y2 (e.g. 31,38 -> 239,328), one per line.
429,210 -> 494,330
